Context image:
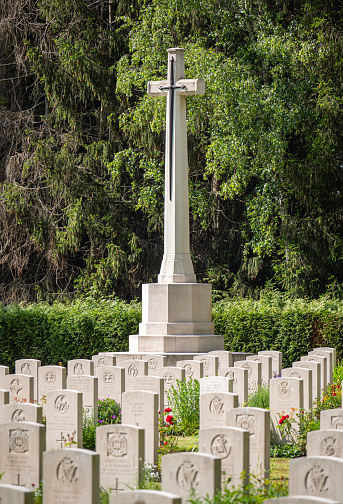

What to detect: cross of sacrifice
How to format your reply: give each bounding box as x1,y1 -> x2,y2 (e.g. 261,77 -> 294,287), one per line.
147,48 -> 205,284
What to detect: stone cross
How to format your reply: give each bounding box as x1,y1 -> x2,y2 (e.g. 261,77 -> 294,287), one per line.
147,48 -> 205,284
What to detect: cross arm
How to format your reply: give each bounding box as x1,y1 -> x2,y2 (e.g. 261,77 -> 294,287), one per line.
175,78 -> 205,95
147,80 -> 168,97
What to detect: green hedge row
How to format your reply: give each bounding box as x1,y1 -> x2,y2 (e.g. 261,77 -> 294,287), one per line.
0,295 -> 342,371
0,298 -> 141,372
213,295 -> 343,368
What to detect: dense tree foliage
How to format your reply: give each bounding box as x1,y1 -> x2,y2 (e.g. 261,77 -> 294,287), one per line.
0,0 -> 343,303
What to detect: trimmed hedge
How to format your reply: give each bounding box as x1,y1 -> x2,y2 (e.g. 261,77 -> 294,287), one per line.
213,296 -> 343,368
1,295 -> 343,371
0,298 -> 141,372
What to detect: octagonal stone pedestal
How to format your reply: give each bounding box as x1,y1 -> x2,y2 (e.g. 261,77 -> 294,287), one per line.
129,283 -> 224,353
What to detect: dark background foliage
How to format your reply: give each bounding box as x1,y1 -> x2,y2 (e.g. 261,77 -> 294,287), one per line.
1,0 -> 343,304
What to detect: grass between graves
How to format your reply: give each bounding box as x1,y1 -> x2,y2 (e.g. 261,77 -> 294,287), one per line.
174,436 -> 289,487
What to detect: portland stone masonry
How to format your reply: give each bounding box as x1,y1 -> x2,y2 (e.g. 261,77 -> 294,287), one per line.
92,354 -> 116,369
95,366 -> 125,404
110,490 -> 182,504
96,424 -> 144,492
1,403 -> 42,424
0,389 -> 9,406
199,426 -> 249,489
67,359 -> 94,377
176,360 -> 203,381
301,355 -> 327,394
308,350 -> 332,386
320,409 -> 343,430
246,354 -> 272,386
162,452 -> 221,503
0,421 -> 45,490
234,360 -> 261,395
258,350 -> 282,378
293,360 -> 321,402
121,390 -> 159,465
199,376 -> 233,394
0,365 -> 9,388
270,377 -> 303,444
282,367 -> 312,410
208,350 -> 233,369
289,456 -> 343,501
218,367 -> 248,407
4,374 -> 34,404
226,406 -> 270,481
129,48 -> 224,353
38,365 -> 66,408
15,359 -> 41,403
307,429 -> 343,458
67,374 -> 98,422
0,484 -> 34,504
46,389 -> 83,450
151,366 -> 185,407
200,392 -> 238,429
43,448 -> 99,504
193,354 -> 218,377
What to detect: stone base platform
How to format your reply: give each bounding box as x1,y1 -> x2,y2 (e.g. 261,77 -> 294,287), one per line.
129,334 -> 224,353
100,351 -> 251,366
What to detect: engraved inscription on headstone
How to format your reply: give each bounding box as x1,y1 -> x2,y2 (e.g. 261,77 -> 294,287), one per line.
21,364 -> 31,375
277,381 -> 291,399
305,465 -> 329,494
320,436 -> 339,457
9,429 -> 29,453
209,397 -> 224,415
54,395 -> 69,414
210,435 -> 231,459
56,457 -> 79,485
107,432 -> 127,457
176,462 -> 199,490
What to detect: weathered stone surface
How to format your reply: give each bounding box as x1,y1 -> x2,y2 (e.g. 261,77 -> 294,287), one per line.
176,360 -> 203,381
3,374 -> 34,404
269,377 -> 303,444
67,359 -> 94,377
121,390 -> 158,465
110,490 -> 182,504
199,426 -> 249,489
0,421 -> 45,490
307,429 -> 343,458
234,360 -> 261,395
96,424 -> 144,492
199,376 -> 233,394
289,456 -> 343,501
258,350 -> 282,378
46,389 -> 83,450
200,392 -> 238,429
282,367 -> 312,410
218,367 -> 248,406
193,355 -> 218,377
0,484 -> 34,504
320,409 -> 343,431
162,452 -> 221,502
1,403 -> 42,424
15,360 -> 41,403
95,366 -> 124,404
226,406 -> 270,481
43,448 -> 99,504
293,360 -> 321,402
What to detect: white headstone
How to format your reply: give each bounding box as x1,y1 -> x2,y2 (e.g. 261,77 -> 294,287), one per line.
121,390 -> 159,465
4,374 -> 34,404
0,421 -> 45,490
162,452 -> 221,502
43,448 -> 99,504
15,360 -> 41,403
307,429 -> 343,458
193,355 -> 218,377
199,426 -> 249,488
246,355 -> 272,386
320,409 -> 343,430
46,389 -> 83,450
67,359 -> 94,377
200,392 -> 238,429
234,360 -> 261,395
38,365 -> 66,412
96,424 -> 144,492
282,367 -> 312,410
0,484 -> 34,504
258,350 -> 282,378
270,377 -> 303,444
96,365 -> 124,404
218,367 -> 248,406
1,403 -> 42,424
176,360 -> 203,381
293,360 -> 321,402
110,490 -> 182,504
67,374 -> 98,422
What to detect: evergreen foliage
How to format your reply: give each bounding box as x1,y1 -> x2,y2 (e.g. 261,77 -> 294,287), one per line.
1,1 -> 343,302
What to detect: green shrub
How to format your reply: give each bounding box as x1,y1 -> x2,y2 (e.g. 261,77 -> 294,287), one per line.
167,378 -> 200,436
0,298 -> 140,370
247,385 -> 269,409
82,398 -> 121,451
213,296 -> 343,367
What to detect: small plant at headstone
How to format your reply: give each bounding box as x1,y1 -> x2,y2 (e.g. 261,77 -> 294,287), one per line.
98,397 -> 121,425
167,378 -> 200,436
247,384 -> 269,409
314,382 -> 342,418
276,408 -> 319,456
140,462 -> 161,489
83,414 -> 96,450
158,407 -> 178,457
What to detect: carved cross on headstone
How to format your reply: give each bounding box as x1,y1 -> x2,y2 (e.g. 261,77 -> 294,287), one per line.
12,473 -> 25,486
56,432 -> 66,448
147,48 -> 205,284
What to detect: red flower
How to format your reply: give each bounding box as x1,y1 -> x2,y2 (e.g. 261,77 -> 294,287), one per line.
279,419 -> 283,425
164,441 -> 168,445
164,407 -> 172,413
286,415 -> 289,419
333,392 -> 337,396
165,415 -> 174,424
